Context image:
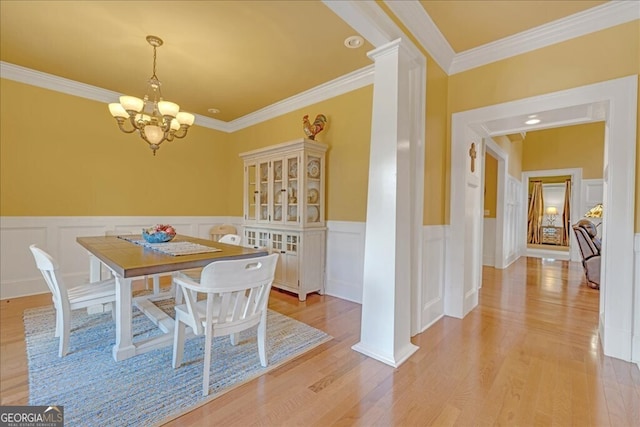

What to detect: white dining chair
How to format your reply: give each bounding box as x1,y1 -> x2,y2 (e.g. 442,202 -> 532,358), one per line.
218,233 -> 242,246
171,233 -> 242,304
29,244 -> 117,357
171,253 -> 279,396
210,224 -> 237,242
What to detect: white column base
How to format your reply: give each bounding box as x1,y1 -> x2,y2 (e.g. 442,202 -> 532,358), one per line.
352,341 -> 419,368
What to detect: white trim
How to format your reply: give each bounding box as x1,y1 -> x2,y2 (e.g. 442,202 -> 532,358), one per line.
521,168 -> 583,263
449,1 -> 640,74
226,65 -> 374,132
450,75 -> 638,362
324,220 -> 366,304
322,0 -> 403,47
484,138 -> 510,269
634,233 -> 640,366
382,0 -> 455,72
382,1 -> 639,76
0,61 -> 373,134
415,225 -> 447,334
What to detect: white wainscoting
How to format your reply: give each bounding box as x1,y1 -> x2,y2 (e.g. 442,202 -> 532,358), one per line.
505,175 -> 522,266
324,221 -> 450,336
416,225 -> 448,333
634,233 -> 640,369
0,216 -> 242,300
482,218 -> 496,267
324,221 -> 366,303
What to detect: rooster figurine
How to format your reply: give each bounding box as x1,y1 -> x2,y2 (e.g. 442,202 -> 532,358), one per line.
303,114 -> 327,140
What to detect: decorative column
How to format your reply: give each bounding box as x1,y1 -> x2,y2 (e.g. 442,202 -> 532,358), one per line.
352,39 -> 419,367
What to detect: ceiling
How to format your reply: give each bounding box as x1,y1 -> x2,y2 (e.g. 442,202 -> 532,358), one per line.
0,1 -> 611,123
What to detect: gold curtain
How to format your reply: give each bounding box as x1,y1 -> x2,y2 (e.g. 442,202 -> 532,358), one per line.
527,181 -> 544,244
561,179 -> 571,245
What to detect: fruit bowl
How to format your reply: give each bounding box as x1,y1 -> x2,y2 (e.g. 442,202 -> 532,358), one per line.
142,224 -> 176,243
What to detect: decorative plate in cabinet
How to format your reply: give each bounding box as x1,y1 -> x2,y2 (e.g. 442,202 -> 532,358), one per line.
307,160 -> 320,178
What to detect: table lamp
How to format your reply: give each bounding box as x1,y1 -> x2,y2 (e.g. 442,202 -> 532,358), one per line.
545,206 -> 558,226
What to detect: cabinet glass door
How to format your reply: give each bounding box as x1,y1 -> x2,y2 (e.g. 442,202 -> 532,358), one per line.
305,154 -> 322,224
246,163 -> 257,221
286,156 -> 299,223
258,161 -> 269,222
272,159 -> 284,223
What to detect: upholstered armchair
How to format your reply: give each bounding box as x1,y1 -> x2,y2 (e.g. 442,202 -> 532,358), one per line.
572,220 -> 601,289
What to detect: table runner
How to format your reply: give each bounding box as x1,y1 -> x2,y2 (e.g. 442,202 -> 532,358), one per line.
118,236 -> 222,256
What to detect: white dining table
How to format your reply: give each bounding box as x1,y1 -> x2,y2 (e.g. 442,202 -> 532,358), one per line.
77,234 -> 268,361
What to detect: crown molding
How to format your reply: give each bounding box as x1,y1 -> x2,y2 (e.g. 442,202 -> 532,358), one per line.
382,0 -> 455,72
0,61 -> 229,132
1,61 -> 121,104
1,61 -> 374,133
384,1 -> 639,76
448,1 -> 640,75
225,65 -> 374,132
323,0 -> 401,48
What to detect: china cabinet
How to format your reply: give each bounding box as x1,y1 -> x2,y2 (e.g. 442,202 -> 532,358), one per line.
240,138 -> 327,301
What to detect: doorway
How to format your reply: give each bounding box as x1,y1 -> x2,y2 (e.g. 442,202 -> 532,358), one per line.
449,76 -> 638,362
522,169 -> 582,262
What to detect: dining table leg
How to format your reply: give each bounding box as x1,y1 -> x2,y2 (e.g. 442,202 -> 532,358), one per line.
88,254 -> 103,282
112,274 -> 136,361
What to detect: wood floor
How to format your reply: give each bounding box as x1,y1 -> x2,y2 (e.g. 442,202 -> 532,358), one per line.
1,257 -> 639,425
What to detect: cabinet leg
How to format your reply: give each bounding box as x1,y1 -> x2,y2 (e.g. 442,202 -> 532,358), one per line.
298,292 -> 307,302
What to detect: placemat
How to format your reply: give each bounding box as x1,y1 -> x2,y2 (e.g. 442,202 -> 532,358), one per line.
118,236 -> 221,256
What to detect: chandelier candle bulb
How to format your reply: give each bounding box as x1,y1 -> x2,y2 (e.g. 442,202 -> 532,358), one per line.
108,103 -> 129,118
119,96 -> 144,112
176,112 -> 195,126
158,101 -> 180,117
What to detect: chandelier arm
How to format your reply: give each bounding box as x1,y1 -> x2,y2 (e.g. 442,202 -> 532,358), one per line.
114,117 -> 138,134
172,126 -> 190,139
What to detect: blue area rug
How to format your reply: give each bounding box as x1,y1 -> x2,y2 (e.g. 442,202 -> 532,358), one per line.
24,300 -> 331,426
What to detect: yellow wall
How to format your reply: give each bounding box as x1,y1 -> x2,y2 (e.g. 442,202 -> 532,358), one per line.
448,20 -> 639,229
0,79 -> 231,216
227,86 -> 373,222
522,122 -> 605,178
2,18 -> 637,230
0,79 -> 374,221
492,135 -> 523,179
484,153 -> 497,218
423,56 -> 449,225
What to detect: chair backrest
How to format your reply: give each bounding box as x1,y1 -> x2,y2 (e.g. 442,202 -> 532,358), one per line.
218,234 -> 242,246
210,224 -> 237,241
572,220 -> 600,260
29,244 -> 68,306
179,254 -> 278,335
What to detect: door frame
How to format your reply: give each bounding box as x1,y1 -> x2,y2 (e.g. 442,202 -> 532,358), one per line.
449,75 -> 637,362
521,168 -> 583,262
483,138 -> 509,269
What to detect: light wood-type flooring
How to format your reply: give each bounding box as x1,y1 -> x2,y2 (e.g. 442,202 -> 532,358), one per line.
1,257 -> 639,425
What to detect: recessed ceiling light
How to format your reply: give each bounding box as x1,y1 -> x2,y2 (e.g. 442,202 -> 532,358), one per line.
208,108 -> 220,114
528,114 -> 538,118
525,119 -> 541,125
344,35 -> 364,49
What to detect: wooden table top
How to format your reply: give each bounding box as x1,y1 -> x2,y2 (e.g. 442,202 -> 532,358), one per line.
77,234 -> 268,278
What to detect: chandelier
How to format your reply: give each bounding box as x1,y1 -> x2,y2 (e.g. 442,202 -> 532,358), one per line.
108,35 -> 195,155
